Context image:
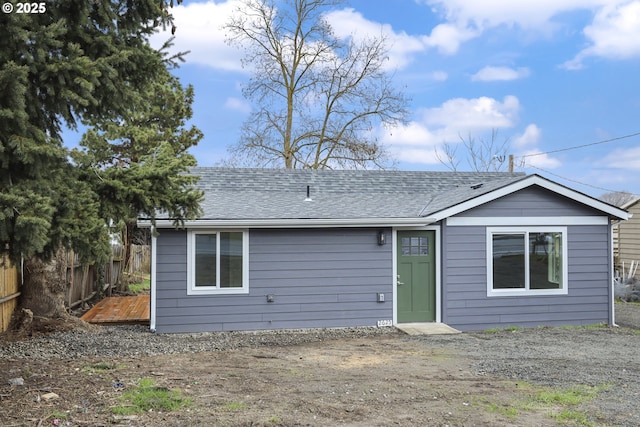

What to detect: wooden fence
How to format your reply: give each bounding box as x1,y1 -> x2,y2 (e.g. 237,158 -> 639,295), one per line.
66,244 -> 150,308
0,256 -> 20,333
0,245 -> 150,331
128,245 -> 151,275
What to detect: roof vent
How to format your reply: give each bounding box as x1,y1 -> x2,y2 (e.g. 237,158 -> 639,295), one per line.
470,182 -> 483,190
304,185 -> 312,202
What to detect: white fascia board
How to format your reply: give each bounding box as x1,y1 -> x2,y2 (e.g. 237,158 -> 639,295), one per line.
138,217 -> 438,229
431,175 -> 630,222
447,216 -> 609,226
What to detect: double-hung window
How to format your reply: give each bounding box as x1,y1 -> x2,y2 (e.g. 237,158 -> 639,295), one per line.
487,227 -> 568,297
187,230 -> 249,295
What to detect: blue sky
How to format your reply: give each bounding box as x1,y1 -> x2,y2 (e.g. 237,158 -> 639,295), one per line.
141,0 -> 640,198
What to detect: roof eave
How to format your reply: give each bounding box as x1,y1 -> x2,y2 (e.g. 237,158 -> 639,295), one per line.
428,174 -> 630,222
138,217 -> 438,229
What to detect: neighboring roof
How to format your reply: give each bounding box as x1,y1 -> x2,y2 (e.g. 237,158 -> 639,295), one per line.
621,197 -> 640,210
141,168 -> 629,227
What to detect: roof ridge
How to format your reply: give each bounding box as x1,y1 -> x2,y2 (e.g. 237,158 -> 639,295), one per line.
191,166 -> 525,175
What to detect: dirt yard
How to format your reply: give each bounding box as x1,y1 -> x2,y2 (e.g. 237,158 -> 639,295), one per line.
2,305 -> 640,426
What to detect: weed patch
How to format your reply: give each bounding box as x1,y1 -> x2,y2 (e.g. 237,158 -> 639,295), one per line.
484,326 -> 523,333
128,274 -> 150,293
483,383 -> 605,425
554,409 -> 594,426
534,385 -> 601,406
112,378 -> 191,415
559,323 -> 608,331
222,401 -> 247,411
83,361 -> 120,374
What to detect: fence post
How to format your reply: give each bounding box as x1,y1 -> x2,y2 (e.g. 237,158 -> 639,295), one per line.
0,255 -> 20,333
68,250 -> 74,308
81,265 -> 89,305
108,253 -> 113,297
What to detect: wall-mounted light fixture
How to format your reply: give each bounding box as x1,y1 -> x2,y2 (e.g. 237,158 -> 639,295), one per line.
377,230 -> 386,246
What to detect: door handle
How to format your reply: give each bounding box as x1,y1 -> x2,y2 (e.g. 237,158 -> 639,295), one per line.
396,275 -> 404,285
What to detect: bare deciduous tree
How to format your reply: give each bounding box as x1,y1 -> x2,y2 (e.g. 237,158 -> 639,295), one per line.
224,0 -> 408,169
435,129 -> 510,172
600,191 -> 637,207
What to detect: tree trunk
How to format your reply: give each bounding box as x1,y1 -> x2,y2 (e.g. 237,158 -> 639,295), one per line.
19,248 -> 69,319
117,220 -> 136,292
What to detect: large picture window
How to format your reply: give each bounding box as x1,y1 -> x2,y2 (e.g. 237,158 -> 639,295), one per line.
187,230 -> 249,295
487,227 -> 568,297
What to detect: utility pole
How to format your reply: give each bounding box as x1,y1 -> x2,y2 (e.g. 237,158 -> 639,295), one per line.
508,154 -> 514,173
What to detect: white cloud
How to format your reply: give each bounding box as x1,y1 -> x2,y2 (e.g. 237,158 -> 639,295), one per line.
328,7 -> 478,58
150,0 -> 246,72
151,2 -> 434,72
430,71 -> 449,81
382,98 -> 563,169
471,66 -> 530,82
563,1 -> 640,69
393,147 -> 442,165
423,0 -> 640,66
511,125 -> 562,169
224,97 -> 251,114
422,23 -> 479,55
520,151 -> 562,169
602,146 -> 640,169
513,124 -> 541,148
510,123 -> 562,169
325,8 -> 428,70
151,0 -> 640,73
425,0 -> 608,32
381,95 -> 521,165
422,95 -> 520,131
383,122 -> 439,147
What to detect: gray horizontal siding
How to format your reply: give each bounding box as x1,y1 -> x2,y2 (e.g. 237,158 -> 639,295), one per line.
617,202 -> 640,278
442,187 -> 611,330
154,228 -> 393,333
443,185 -> 613,331
457,186 -> 602,217
443,224 -> 611,331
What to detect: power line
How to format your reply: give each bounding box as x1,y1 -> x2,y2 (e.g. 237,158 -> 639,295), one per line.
524,164 -> 639,196
521,131 -> 640,158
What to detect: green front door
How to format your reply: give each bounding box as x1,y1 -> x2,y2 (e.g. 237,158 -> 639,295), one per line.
397,230 -> 436,323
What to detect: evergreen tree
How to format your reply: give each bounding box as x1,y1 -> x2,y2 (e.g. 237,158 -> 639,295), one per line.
0,0 -> 200,324
74,70 -> 203,290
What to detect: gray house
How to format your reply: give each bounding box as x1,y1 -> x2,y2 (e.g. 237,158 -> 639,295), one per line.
139,168 -> 629,333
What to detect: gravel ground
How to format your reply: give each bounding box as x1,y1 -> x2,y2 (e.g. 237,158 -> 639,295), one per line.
417,326 -> 640,426
2,304 -> 639,426
2,304 -> 638,361
0,325 -> 398,360
614,302 -> 640,328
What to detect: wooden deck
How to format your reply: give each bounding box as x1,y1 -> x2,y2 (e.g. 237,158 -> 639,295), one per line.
81,295 -> 150,325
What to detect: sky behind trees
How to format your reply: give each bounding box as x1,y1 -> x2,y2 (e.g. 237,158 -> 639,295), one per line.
65,0 -> 640,198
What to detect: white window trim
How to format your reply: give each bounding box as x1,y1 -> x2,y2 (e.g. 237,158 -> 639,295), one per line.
487,226 -> 568,297
187,229 -> 249,295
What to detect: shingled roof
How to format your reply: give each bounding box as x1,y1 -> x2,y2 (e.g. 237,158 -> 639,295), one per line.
188,168 -> 527,220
